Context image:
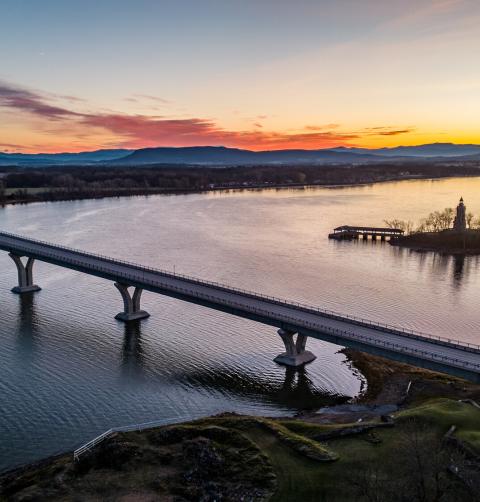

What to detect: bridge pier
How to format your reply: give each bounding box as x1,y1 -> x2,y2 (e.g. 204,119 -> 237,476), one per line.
114,282 -> 150,322
9,253 -> 41,294
274,328 -> 316,367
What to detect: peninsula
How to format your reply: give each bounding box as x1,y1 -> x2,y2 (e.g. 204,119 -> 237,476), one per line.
391,198 -> 480,254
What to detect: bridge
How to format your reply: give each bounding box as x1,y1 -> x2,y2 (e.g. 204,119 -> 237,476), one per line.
329,225 -> 404,241
0,230 -> 479,383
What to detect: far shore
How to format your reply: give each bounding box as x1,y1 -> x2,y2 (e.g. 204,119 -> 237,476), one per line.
3,170 -> 480,208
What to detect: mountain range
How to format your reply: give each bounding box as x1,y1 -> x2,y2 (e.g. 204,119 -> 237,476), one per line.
1,143 -> 480,167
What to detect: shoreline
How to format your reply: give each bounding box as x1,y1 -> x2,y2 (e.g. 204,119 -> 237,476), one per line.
2,348 -> 478,478
390,229 -> 480,255
2,352 -> 478,501
3,172 -> 480,207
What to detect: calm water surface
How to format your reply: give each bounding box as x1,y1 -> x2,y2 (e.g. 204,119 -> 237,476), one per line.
1,177 -> 480,470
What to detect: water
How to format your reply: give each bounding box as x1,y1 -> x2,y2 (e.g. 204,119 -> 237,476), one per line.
1,176 -> 480,471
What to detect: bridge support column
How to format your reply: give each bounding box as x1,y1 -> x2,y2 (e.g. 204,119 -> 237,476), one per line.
114,282 -> 150,322
274,328 -> 316,367
362,234 -> 368,240
9,253 -> 41,294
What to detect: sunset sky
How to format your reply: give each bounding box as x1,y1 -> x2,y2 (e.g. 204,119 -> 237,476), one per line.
1,0 -> 479,153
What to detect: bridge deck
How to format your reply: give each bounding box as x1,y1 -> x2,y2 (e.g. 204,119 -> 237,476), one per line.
0,231 -> 479,382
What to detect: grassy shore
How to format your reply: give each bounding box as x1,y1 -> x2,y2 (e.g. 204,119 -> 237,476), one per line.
1,352 -> 479,501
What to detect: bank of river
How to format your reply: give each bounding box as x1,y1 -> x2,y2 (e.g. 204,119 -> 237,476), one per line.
2,350 -> 479,500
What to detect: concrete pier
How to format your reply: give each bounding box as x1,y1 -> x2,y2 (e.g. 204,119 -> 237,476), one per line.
274,328 -> 316,367
114,282 -> 150,322
9,253 -> 41,294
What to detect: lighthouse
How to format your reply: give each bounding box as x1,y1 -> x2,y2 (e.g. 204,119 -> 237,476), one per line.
453,197 -> 467,232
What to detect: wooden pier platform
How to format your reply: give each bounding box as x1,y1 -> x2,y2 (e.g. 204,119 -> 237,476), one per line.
329,225 -> 404,241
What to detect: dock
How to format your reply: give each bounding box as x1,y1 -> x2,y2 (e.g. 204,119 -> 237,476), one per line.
329,225 -> 404,241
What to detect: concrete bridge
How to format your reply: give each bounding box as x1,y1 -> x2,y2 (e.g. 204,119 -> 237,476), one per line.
329,226 -> 404,241
0,230 -> 479,383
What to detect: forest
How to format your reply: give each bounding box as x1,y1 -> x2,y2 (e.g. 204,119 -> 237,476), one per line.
1,161 -> 480,205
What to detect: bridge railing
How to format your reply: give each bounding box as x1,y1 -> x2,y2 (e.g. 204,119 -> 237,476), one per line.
1,230 -> 480,354
171,290 -> 480,372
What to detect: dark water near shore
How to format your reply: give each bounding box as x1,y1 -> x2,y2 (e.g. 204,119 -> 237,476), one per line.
1,177 -> 480,471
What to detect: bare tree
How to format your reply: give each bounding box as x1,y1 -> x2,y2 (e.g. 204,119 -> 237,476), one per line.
348,419 -> 475,502
384,219 -> 415,235
466,212 -> 475,228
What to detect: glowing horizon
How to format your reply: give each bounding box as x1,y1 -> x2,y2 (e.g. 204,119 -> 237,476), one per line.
1,0 -> 479,154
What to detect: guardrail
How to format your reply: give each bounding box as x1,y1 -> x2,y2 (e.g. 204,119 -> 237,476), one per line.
73,429 -> 114,461
73,418 -> 183,461
1,230 -> 480,356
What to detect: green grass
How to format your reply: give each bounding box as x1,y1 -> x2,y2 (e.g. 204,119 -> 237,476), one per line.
396,398 -> 480,431
246,428 -> 328,502
191,415 -> 338,462
279,419 -> 367,437
248,399 -> 480,501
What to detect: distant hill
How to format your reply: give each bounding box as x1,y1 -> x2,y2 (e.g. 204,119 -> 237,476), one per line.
331,143 -> 480,158
113,146 -> 383,165
0,149 -> 132,166
2,143 -> 480,167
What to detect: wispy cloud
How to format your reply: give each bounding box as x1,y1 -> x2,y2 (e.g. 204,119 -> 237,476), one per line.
0,142 -> 29,152
363,126 -> 415,136
375,129 -> 413,136
123,94 -> 171,105
0,82 -> 80,120
304,124 -> 340,131
134,94 -> 170,104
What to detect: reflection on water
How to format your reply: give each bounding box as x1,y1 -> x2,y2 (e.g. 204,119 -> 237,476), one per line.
179,364 -> 350,412
15,293 -> 39,360
120,321 -> 145,380
1,176 -> 480,471
339,239 -> 479,290
453,255 -> 466,286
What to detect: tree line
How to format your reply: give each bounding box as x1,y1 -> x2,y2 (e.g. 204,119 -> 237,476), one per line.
1,161 -> 480,206
385,207 -> 480,234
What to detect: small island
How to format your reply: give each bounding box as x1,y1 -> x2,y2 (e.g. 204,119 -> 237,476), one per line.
390,198 -> 480,254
